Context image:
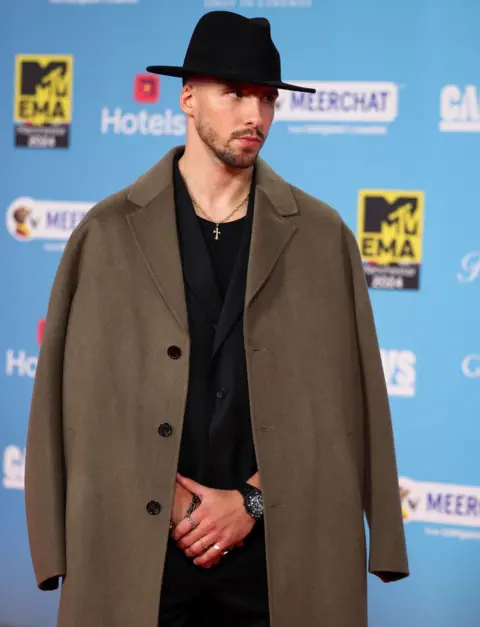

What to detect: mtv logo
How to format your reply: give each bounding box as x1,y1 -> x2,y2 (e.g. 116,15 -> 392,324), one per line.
14,55 -> 73,125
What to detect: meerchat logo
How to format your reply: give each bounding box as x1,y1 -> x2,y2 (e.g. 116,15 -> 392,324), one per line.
357,190 -> 424,290
274,81 -> 398,135
6,197 -> 92,249
14,54 -> 73,148
439,85 -> 480,133
399,477 -> 480,529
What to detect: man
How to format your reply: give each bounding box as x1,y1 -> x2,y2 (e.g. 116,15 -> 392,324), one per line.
24,10 -> 409,627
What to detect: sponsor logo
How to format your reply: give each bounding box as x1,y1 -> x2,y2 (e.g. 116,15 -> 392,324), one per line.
2,445 -> 25,490
5,319 -> 45,378
400,477 -> 480,535
357,190 -> 425,290
6,197 -> 93,251
380,349 -> 416,397
274,81 -> 398,135
134,74 -> 159,103
101,74 -> 185,136
439,85 -> 480,133
6,350 -> 38,378
37,318 -> 45,345
14,54 -> 73,148
49,0 -> 138,3
457,251 -> 480,283
205,0 -> 312,7
462,355 -> 480,379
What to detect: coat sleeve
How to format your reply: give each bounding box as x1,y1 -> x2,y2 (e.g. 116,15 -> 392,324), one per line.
342,222 -> 410,583
24,223 -> 89,591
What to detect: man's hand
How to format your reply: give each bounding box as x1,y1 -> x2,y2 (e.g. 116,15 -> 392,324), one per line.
172,473 -> 254,568
170,479 -> 195,528
170,479 -> 225,568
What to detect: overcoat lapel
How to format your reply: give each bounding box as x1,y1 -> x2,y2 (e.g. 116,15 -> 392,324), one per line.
125,147 -> 300,341
212,160 -> 300,356
244,186 -> 298,310
126,155 -> 189,335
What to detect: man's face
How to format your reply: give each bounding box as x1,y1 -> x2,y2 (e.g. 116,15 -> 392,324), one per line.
182,76 -> 278,169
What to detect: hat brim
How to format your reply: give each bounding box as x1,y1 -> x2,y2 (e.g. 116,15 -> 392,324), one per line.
145,65 -> 316,94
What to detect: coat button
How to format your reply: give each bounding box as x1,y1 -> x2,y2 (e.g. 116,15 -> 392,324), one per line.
158,423 -> 173,437
146,500 -> 161,515
216,388 -> 227,399
167,345 -> 182,359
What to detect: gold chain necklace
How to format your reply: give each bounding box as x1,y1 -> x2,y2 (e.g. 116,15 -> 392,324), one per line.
186,185 -> 249,241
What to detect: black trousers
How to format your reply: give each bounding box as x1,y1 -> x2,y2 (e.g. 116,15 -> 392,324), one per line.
158,524 -> 269,627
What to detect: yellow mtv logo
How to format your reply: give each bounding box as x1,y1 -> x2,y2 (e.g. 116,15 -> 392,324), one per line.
15,55 -> 73,126
358,190 -> 424,265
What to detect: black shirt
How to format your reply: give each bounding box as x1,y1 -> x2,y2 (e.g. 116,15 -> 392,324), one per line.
164,150 -> 268,595
197,215 -> 247,299
172,152 -> 258,489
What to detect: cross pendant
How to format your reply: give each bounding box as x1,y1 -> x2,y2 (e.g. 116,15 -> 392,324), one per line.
213,225 -> 221,240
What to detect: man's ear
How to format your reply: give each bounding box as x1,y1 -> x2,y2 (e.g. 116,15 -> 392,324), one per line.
179,85 -> 195,118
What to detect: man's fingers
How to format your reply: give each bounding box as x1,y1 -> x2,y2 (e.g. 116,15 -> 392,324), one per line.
171,508 -> 204,543
202,554 -> 222,568
184,531 -> 218,558
176,519 -> 214,551
176,473 -> 205,497
193,540 -> 228,567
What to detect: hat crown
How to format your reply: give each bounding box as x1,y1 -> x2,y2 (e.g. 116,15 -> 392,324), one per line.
145,10 -> 316,94
183,11 -> 281,82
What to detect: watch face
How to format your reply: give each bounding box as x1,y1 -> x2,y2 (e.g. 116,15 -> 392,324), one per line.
246,491 -> 264,518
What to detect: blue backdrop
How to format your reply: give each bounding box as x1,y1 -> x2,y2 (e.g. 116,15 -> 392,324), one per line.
1,1 -> 479,625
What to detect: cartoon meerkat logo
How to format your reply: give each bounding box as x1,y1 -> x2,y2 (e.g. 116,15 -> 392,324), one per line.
399,483 -> 420,521
400,486 -> 410,520
12,206 -> 34,238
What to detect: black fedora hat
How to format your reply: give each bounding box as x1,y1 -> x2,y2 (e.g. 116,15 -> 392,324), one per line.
146,11 -> 315,94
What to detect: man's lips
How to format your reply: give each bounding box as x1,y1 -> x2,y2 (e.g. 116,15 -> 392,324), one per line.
236,136 -> 261,144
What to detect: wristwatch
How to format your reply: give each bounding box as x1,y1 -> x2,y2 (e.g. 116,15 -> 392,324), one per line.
237,483 -> 264,520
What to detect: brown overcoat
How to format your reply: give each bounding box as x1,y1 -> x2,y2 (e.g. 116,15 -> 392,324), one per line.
24,146 -> 409,627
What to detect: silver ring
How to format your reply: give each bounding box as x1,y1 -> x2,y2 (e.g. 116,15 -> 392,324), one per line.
222,550 -> 230,555
213,543 -> 222,552
188,513 -> 197,530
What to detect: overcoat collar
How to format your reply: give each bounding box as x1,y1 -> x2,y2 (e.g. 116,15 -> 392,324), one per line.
126,145 -> 299,336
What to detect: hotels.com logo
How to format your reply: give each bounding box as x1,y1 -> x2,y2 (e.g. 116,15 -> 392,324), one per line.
101,73 -> 185,136
37,318 -> 45,344
134,73 -> 159,103
5,318 -> 45,378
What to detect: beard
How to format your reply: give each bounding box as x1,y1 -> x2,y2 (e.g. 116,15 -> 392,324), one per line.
195,116 -> 264,169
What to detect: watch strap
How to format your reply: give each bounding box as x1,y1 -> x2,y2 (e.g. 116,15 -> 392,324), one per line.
238,482 -> 257,496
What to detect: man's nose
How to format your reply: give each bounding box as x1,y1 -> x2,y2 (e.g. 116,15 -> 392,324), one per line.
242,95 -> 264,129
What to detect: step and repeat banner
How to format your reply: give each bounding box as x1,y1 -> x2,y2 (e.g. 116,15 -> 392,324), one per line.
1,0 -> 479,626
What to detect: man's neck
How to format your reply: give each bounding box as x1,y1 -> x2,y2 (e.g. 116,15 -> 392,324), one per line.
177,144 -> 254,223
